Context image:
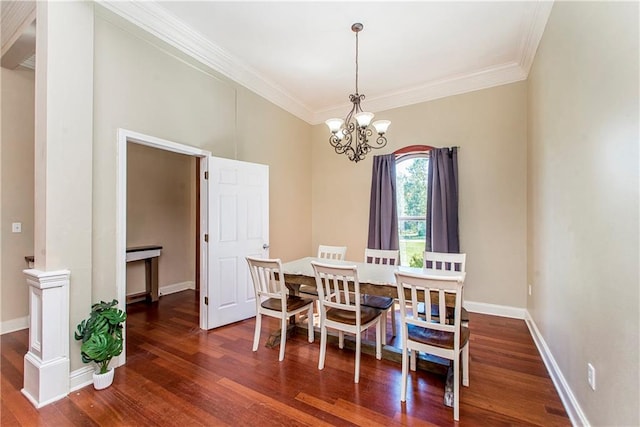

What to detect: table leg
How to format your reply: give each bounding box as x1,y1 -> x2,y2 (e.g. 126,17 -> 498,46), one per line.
265,324 -> 297,348
444,364 -> 454,407
145,257 -> 160,303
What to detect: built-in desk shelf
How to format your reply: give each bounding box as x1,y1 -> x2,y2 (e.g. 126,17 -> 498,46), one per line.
27,247 -> 163,305
126,245 -> 163,304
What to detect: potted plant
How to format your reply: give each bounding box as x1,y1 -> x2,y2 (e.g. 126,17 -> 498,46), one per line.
74,299 -> 127,390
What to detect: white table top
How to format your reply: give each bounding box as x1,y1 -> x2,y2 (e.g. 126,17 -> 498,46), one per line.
281,256 -> 465,286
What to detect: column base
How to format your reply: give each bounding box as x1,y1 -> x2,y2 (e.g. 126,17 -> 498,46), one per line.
22,348 -> 69,408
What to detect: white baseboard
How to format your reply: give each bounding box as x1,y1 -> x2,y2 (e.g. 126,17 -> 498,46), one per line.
1,316 -> 29,335
464,300 -> 526,319
525,311 -> 589,427
69,366 -> 94,392
159,281 -> 195,296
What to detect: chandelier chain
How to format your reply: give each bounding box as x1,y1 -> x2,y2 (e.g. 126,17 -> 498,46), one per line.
355,31 -> 359,95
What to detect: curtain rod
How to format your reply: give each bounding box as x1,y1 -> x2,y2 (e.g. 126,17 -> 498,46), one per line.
393,145 -> 460,156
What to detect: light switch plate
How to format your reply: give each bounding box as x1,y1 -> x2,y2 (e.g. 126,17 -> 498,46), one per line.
11,222 -> 22,233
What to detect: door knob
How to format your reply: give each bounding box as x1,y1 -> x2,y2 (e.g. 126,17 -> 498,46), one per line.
263,244 -> 270,249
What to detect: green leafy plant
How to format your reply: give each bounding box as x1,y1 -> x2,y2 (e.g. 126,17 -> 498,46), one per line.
74,299 -> 126,375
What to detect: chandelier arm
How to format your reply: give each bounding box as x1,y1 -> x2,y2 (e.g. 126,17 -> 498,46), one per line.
329,133 -> 351,152
375,135 -> 388,148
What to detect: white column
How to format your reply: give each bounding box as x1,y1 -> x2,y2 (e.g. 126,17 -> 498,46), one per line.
26,0 -> 93,407
22,269 -> 70,408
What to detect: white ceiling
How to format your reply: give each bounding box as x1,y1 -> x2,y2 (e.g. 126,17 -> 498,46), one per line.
147,1 -> 553,124
8,1 -> 554,125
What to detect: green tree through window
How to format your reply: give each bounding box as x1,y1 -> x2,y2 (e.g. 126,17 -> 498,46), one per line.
396,156 -> 428,267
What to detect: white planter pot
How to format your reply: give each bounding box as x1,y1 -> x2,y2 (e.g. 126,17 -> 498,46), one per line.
93,368 -> 115,390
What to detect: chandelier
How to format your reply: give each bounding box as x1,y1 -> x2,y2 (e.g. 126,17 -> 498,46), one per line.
325,23 -> 390,163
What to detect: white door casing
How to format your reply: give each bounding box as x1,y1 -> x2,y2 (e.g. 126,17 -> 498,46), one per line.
204,156 -> 269,329
117,129 -> 211,364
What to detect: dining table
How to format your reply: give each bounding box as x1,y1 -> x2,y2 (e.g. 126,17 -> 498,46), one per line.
280,256 -> 465,310
277,256 -> 467,408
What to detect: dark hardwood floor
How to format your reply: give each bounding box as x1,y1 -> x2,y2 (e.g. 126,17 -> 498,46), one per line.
1,290 -> 569,426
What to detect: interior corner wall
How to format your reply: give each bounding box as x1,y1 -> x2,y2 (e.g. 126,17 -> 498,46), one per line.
126,144 -> 195,295
527,2 -> 639,425
0,68 -> 34,330
311,82 -> 528,308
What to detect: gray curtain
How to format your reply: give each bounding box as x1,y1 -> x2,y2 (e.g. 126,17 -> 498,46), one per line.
367,154 -> 399,250
426,147 -> 459,253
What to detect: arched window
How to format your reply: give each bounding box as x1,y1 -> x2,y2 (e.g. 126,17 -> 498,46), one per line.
394,146 -> 432,266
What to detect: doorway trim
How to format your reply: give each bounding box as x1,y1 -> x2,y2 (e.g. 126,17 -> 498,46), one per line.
116,128 -> 211,364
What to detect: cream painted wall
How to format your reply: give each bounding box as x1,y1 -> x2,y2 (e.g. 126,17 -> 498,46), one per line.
312,82 -> 528,307
126,144 -> 195,295
235,87 -> 312,262
527,2 -> 639,425
90,9 -> 312,367
92,14 -> 237,333
0,69 -> 34,327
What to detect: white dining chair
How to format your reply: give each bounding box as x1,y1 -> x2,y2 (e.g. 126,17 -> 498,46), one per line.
246,256 -> 315,361
422,251 -> 468,326
311,261 -> 383,383
361,248 -> 399,344
423,251 -> 466,272
395,270 -> 469,421
317,245 -> 347,260
299,245 -> 347,300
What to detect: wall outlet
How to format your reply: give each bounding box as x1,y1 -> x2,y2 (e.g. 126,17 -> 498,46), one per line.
11,222 -> 22,233
587,363 -> 596,391
528,284 -> 532,296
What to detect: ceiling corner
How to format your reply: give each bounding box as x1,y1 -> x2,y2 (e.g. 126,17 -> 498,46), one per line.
517,1 -> 555,75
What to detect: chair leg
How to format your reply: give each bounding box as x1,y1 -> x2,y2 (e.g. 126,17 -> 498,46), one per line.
401,346 -> 409,402
278,316 -> 287,361
410,349 -> 417,372
390,303 -> 396,337
462,344 -> 469,387
318,325 -> 327,370
252,313 -> 262,352
379,311 -> 387,345
354,331 -> 361,383
375,320 -> 382,360
307,306 -> 314,343
453,357 -> 460,421
339,331 -> 344,349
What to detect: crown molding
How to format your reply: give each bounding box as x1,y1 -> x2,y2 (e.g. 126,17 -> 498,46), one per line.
99,1 -> 552,126
312,62 -> 527,124
518,1 -> 554,74
98,0 -> 315,123
313,1 -> 554,125
1,0 -> 36,56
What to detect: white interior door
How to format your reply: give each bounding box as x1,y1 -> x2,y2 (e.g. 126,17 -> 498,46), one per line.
204,156 -> 269,329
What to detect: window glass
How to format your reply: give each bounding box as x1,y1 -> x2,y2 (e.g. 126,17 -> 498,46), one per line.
396,156 -> 428,267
